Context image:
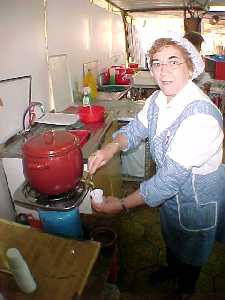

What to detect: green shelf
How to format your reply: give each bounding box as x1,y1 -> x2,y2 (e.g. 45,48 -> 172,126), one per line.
98,85 -> 129,93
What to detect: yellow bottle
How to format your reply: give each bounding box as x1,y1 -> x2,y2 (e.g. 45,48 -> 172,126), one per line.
83,70 -> 97,101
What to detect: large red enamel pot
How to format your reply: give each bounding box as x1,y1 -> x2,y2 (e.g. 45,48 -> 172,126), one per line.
22,130 -> 83,195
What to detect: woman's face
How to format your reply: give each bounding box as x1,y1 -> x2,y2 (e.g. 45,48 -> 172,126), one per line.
151,45 -> 192,102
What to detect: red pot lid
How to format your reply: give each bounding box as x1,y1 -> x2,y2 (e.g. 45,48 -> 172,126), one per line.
22,130 -> 78,157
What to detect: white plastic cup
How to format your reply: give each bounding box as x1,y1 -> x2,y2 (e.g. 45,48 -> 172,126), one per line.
90,189 -> 103,203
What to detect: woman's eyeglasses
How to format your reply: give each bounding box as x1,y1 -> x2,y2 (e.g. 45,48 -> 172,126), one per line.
151,59 -> 185,71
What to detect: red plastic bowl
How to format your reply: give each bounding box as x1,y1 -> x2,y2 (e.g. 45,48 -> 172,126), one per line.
78,105 -> 105,123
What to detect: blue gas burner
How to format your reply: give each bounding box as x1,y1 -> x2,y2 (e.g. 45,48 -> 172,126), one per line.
13,181 -> 88,239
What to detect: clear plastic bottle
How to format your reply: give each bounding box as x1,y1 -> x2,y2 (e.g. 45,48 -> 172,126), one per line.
82,86 -> 92,106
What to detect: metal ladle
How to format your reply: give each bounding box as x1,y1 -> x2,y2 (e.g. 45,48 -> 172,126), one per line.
80,171 -> 95,191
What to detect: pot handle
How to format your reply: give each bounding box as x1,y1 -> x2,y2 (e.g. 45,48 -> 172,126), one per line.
27,162 -> 49,170
73,135 -> 80,146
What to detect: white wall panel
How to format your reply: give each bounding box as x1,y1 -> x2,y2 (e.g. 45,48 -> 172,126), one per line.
47,0 -> 126,95
0,0 -> 49,107
47,0 -> 92,92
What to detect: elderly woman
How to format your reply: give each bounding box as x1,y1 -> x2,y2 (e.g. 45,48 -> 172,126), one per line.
88,33 -> 225,297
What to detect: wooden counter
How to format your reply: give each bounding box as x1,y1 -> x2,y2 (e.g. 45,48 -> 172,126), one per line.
0,218 -> 100,300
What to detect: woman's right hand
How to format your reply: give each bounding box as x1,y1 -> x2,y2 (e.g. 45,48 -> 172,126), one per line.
88,142 -> 119,175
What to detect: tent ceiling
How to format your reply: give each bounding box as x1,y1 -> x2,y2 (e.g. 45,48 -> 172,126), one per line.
107,0 -> 224,12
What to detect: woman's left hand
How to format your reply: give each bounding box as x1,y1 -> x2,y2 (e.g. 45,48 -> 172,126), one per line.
91,196 -> 122,215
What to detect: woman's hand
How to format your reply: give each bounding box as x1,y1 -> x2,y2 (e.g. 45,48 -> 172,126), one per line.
88,142 -> 119,175
91,196 -> 122,215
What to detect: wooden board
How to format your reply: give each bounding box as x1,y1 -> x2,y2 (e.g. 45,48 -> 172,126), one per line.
0,218 -> 100,300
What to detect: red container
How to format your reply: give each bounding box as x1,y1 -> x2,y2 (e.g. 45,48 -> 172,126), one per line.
125,67 -> 135,75
115,67 -> 125,84
115,67 -> 126,75
128,63 -> 139,69
115,67 -> 131,85
103,69 -> 110,85
116,74 -> 131,85
78,105 -> 105,123
22,130 -> 83,195
215,61 -> 225,80
116,76 -> 130,85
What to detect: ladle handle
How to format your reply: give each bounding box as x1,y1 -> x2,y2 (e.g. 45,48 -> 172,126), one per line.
80,172 -> 95,190
43,131 -> 55,145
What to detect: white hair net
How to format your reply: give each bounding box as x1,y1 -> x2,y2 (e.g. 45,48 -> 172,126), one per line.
149,31 -> 205,80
